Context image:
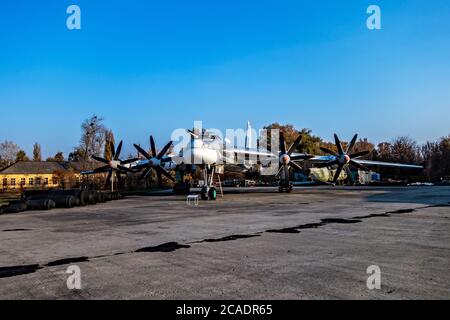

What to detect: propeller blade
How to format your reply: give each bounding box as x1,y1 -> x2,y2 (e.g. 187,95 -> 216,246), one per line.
156,166 -> 175,182
156,170 -> 163,188
276,166 -> 283,177
156,141 -> 173,160
349,150 -> 370,159
347,134 -> 358,154
121,157 -> 139,165
160,157 -> 172,163
332,164 -> 345,184
283,164 -> 290,183
334,134 -> 344,155
187,129 -> 199,139
114,141 -> 123,160
345,166 -> 355,185
92,156 -> 110,165
288,134 -> 303,156
93,165 -> 110,173
117,165 -> 135,174
150,136 -> 157,158
289,161 -> 303,172
349,160 -> 369,172
134,144 -> 151,160
138,167 -> 152,182
279,132 -> 287,155
320,147 -> 339,157
116,172 -> 123,189
110,141 -> 116,159
104,171 -> 112,190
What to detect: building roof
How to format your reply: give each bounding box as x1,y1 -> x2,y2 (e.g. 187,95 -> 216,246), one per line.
0,161 -> 82,175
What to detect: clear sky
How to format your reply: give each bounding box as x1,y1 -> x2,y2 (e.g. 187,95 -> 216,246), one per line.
1,0 -> 449,158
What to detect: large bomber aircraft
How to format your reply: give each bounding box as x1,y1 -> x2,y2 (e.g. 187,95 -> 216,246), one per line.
85,123 -> 423,197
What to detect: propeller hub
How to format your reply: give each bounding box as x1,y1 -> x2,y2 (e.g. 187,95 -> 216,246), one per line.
344,154 -> 351,163
109,160 -> 119,169
339,154 -> 351,164
148,158 -> 160,167
280,154 -> 290,164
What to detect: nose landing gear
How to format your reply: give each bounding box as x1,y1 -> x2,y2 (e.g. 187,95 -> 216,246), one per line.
201,186 -> 217,200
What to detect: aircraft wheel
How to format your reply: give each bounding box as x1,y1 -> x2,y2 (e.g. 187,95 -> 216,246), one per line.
208,187 -> 217,201
201,187 -> 209,200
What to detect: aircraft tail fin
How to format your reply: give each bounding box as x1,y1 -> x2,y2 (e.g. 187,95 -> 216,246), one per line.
245,121 -> 252,150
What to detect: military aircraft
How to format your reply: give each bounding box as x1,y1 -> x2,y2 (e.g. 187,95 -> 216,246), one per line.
85,125 -> 423,197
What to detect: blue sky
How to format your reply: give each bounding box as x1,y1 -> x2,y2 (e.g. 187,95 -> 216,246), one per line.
1,0 -> 449,157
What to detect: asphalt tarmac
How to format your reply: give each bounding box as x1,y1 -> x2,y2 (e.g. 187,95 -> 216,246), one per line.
0,186 -> 449,299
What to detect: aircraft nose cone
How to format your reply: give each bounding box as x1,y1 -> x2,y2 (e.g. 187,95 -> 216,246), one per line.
282,155 -> 290,164
345,155 -> 350,163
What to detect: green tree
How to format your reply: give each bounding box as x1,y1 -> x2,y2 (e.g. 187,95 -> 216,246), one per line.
33,143 -> 42,161
47,152 -> 65,162
262,123 -> 322,154
16,150 -> 29,161
104,130 -> 115,161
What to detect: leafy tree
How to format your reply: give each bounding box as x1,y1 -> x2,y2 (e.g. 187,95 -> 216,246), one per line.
33,143 -> 42,161
390,137 -> 421,164
47,152 -> 65,162
262,123 -> 322,154
104,130 -> 115,161
16,150 -> 29,161
54,152 -> 65,162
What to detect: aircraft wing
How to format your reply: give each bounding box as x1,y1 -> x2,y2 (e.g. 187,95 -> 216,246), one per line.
352,159 -> 424,169
80,170 -> 95,175
301,155 -> 424,169
225,148 -> 276,157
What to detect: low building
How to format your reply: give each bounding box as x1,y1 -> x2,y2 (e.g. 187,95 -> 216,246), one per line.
0,161 -> 82,192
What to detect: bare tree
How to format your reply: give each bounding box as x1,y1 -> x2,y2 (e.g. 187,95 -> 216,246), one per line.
0,140 -> 20,166
79,115 -> 107,161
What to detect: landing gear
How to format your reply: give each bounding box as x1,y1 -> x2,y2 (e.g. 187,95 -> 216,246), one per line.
208,187 -> 217,200
199,166 -> 221,201
279,182 -> 293,193
201,186 -> 209,200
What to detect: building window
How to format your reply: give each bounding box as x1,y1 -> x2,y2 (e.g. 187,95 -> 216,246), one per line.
29,178 -> 34,185
52,178 -> 58,185
36,177 -> 41,185
11,178 -> 16,186
44,178 -> 49,185
2,178 -> 7,186
21,178 -> 26,186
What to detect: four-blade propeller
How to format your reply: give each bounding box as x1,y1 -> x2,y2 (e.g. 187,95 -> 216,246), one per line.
91,141 -> 138,189
133,136 -> 175,187
318,134 -> 370,185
